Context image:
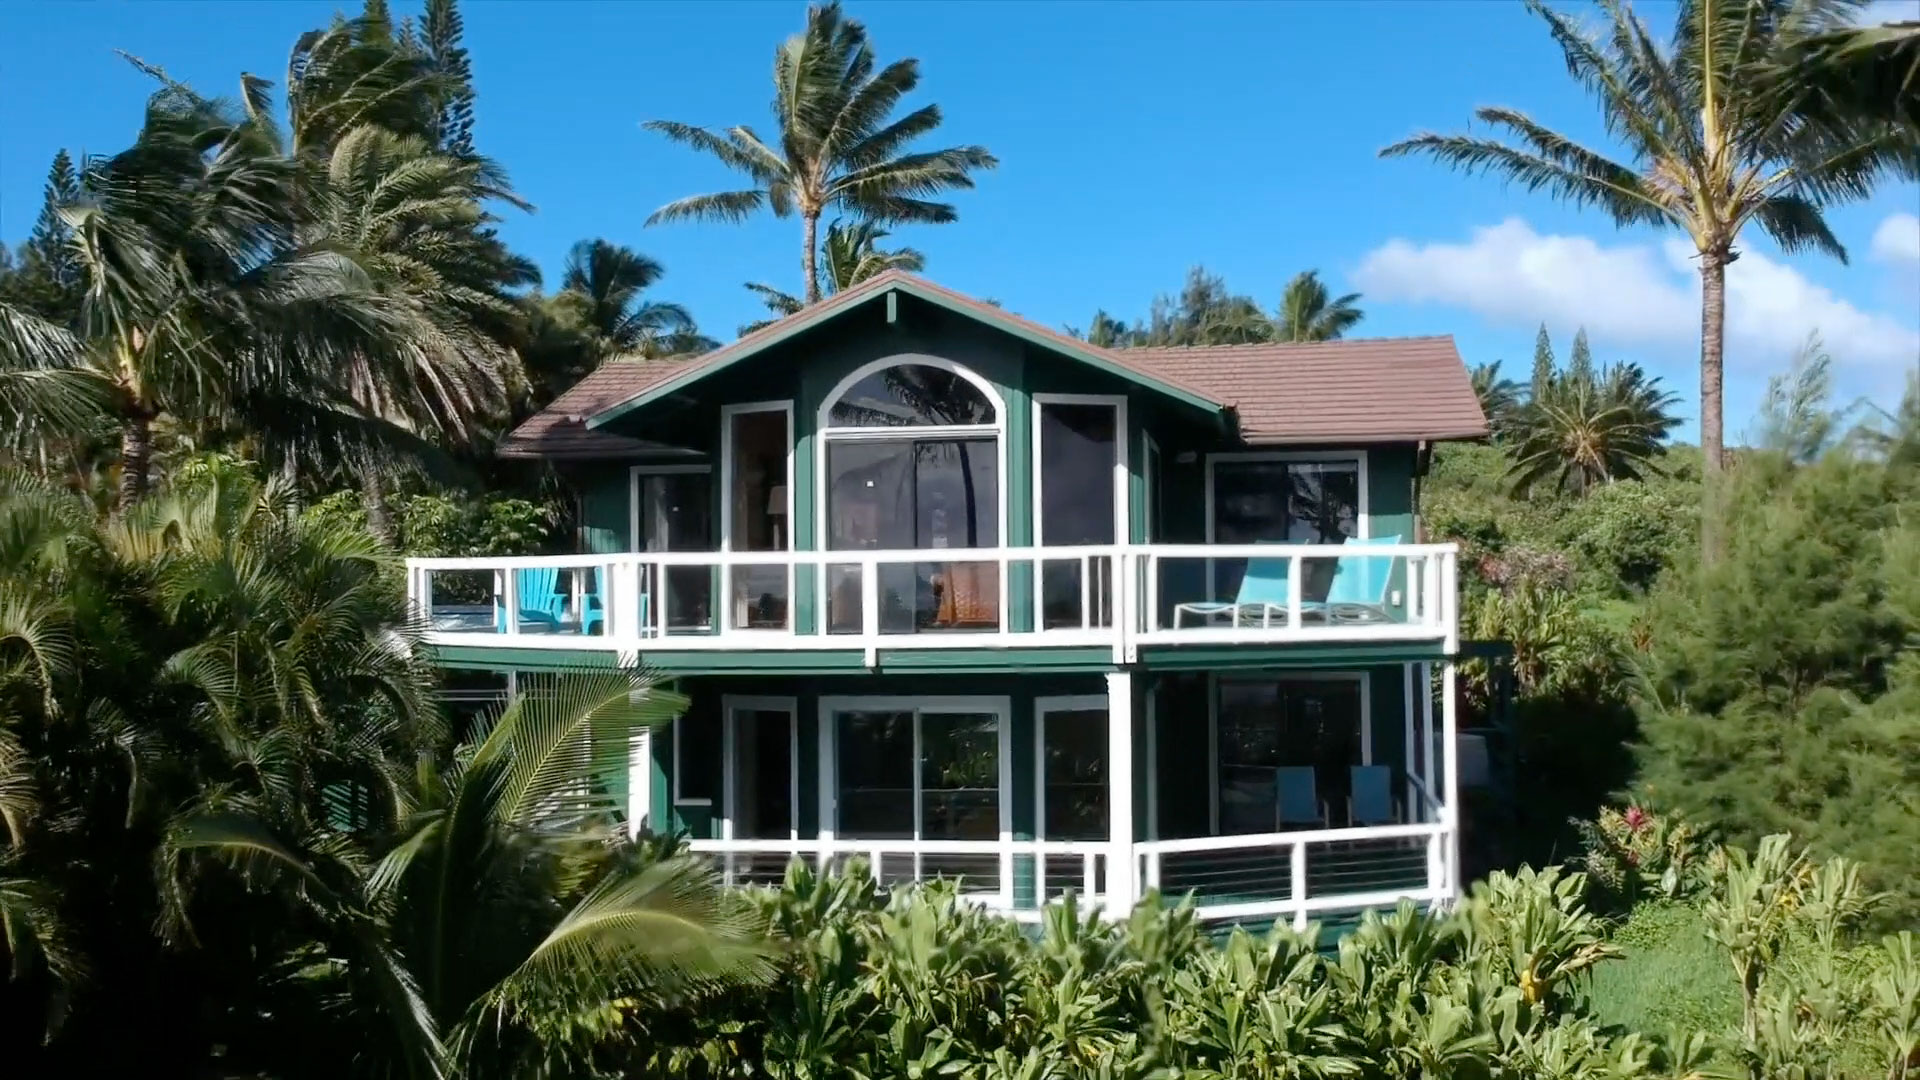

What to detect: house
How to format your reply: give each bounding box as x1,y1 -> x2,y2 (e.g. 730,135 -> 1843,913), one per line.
407,271 -> 1492,928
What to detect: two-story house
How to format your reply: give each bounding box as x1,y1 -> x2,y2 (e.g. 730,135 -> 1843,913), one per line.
407,271 -> 1490,929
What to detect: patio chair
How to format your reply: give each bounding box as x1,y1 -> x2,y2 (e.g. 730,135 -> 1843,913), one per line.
1304,535 -> 1402,624
1173,551 -> 1293,628
1347,764 -> 1398,827
1275,766 -> 1328,828
497,567 -> 603,634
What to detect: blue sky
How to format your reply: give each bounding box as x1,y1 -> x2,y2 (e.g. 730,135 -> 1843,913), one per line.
3,0 -> 1916,440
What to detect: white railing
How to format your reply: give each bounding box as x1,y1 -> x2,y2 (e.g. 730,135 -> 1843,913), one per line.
407,541 -> 1458,657
685,837 -> 1114,917
1134,821 -> 1452,927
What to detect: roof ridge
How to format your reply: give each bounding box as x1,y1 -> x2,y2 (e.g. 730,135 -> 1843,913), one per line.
1125,334 -> 1455,352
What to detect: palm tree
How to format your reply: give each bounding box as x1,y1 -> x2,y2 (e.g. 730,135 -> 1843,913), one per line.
1382,0 -> 1915,482
644,1 -> 996,304
1470,360 -> 1525,441
164,674 -> 772,1077
554,240 -> 710,359
741,219 -> 924,334
1272,270 -> 1364,342
1508,354 -> 1681,496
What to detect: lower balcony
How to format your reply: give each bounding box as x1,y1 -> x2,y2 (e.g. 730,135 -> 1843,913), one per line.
406,542 -> 1458,661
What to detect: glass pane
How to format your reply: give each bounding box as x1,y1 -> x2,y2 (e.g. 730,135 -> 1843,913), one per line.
837,711 -> 914,838
916,438 -> 998,548
825,563 -> 863,634
643,473 -> 711,552
1286,462 -> 1359,543
728,410 -> 788,552
827,441 -> 915,550
678,718 -> 721,803
1039,403 -> 1117,545
1043,708 -> 1107,841
921,712 -> 999,841
729,565 -> 788,630
1041,559 -> 1083,630
731,709 -> 792,840
1212,461 -> 1292,544
1214,678 -> 1363,834
662,565 -> 713,633
829,364 -> 996,427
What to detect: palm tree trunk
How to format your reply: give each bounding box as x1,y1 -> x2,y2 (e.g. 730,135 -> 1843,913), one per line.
363,471 -> 399,548
1699,248 -> 1728,562
802,212 -> 821,305
116,412 -> 152,510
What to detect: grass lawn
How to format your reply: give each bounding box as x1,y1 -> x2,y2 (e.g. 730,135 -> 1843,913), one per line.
1585,901 -> 1740,1037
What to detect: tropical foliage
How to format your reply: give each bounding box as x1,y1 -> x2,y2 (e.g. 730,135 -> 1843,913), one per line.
740,218 -> 925,334
1073,265 -> 1368,348
645,1 -> 996,303
1383,0 -> 1918,480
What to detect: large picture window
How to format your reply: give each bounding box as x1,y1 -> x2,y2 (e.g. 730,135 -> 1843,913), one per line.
820,360 -> 1003,633
830,697 -> 1008,883
1215,676 -> 1364,834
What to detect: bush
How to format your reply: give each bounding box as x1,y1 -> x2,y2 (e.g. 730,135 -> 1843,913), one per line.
307,488 -> 563,557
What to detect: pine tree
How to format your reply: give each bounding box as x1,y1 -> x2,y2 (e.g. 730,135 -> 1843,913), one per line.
1529,324 -> 1555,401
424,0 -> 476,156
1567,328 -> 1595,387
4,150 -> 84,320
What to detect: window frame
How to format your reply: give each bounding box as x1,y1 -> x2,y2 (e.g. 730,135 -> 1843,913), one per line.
720,695 -> 800,842
819,694 -> 1014,846
1206,671 -> 1373,835
1202,451 -> 1371,544
1033,694 -> 1111,844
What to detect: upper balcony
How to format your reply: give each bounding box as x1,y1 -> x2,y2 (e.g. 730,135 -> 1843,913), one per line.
406,540 -> 1460,666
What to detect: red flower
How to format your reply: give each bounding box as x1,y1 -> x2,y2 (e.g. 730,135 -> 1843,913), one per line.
1623,806 -> 1649,833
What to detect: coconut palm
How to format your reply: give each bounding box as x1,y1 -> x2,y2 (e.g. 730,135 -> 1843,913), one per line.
1272,270 -> 1364,342
553,240 -> 710,359
741,219 -> 924,334
1382,0 -> 1916,482
644,1 -> 996,304
163,673 -> 772,1077
1508,356 -> 1681,496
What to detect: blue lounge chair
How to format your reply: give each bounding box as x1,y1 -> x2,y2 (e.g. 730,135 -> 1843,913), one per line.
1275,766 -> 1327,828
1303,535 -> 1401,623
1348,765 -> 1397,826
1173,552 -> 1293,628
497,567 -> 603,634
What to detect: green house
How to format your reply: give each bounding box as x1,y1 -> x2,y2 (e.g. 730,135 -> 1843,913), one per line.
410,271 -> 1491,926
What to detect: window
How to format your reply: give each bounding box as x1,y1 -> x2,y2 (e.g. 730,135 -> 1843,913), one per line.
821,361 -> 1004,633
831,699 -> 1006,846
632,466 -> 713,632
1037,398 -> 1123,629
1215,676 -> 1364,834
674,714 -> 722,805
1038,703 -> 1108,841
828,363 -> 996,427
1209,456 -> 1362,601
723,405 -> 791,630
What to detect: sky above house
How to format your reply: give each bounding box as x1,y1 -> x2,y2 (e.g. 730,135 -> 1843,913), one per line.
2,0 -> 1916,442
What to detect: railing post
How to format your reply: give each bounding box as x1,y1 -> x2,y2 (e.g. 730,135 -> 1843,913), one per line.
1286,550 -> 1303,630
501,568 -> 519,635
1290,840 -> 1309,932
1104,670 -> 1138,912
1441,660 -> 1462,902
1426,830 -> 1445,896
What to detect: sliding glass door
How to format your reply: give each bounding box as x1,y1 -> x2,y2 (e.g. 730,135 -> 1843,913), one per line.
1037,397 -> 1124,630
1209,456 -> 1360,601
724,405 -> 791,630
1215,675 -> 1365,835
830,697 -> 1008,884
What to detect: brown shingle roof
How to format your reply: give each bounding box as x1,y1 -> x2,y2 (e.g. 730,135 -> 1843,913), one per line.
497,357 -> 704,458
1123,337 -> 1490,445
500,273 -> 1488,457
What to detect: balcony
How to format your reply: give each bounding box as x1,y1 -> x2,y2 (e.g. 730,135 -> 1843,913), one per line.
405,542 -> 1460,660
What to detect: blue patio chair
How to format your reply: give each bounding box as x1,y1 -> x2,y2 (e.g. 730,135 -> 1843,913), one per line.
1173,550 -> 1293,628
497,567 -> 603,634
1275,766 -> 1327,828
1348,765 -> 1397,827
1304,534 -> 1402,624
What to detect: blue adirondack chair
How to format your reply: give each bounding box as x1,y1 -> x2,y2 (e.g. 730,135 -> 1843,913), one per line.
1348,764 -> 1397,826
1303,534 -> 1401,623
1174,551 -> 1293,628
1275,766 -> 1326,828
497,567 -> 603,634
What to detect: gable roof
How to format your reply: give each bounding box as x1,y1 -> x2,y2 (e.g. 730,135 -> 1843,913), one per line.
498,272 -> 1488,458
1123,338 -> 1489,445
583,270 -> 1229,431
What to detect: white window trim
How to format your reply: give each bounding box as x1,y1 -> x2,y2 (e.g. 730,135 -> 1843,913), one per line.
1202,450 -> 1371,542
814,356 -> 1009,559
819,694 -> 1014,847
1142,433 -> 1161,544
628,463 -> 712,552
672,714 -> 714,807
719,400 -> 795,634
720,695 -> 800,843
1034,694 -> 1110,844
1206,670 -> 1373,833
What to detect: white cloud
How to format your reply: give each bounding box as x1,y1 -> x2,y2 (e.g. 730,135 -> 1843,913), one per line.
1870,212 -> 1920,264
1355,218 -> 1920,371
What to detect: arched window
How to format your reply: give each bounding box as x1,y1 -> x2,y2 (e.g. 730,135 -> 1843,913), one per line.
827,363 -> 997,428
819,359 -> 1004,632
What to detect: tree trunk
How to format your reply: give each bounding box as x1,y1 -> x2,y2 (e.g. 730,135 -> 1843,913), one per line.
363,470 -> 399,548
1698,249 -> 1728,562
802,211 -> 820,305
116,412 -> 152,510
